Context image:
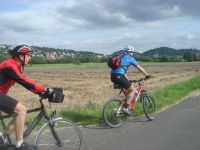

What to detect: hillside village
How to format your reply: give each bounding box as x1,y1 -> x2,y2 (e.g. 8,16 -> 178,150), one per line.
1,44 -> 200,62
0,44 -> 106,60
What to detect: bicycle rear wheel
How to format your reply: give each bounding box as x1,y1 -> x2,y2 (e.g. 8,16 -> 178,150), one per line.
141,94 -> 156,120
103,99 -> 127,128
35,118 -> 83,150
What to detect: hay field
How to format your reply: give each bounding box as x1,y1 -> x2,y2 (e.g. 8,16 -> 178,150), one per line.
8,62 -> 200,109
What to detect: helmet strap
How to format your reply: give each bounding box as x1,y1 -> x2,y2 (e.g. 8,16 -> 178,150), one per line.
18,54 -> 25,71
22,55 -> 26,71
127,51 -> 133,56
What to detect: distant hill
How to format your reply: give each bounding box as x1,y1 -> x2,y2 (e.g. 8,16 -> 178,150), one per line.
0,44 -> 105,59
30,46 -> 106,59
1,44 -> 200,62
176,48 -> 200,56
0,44 -> 107,63
142,47 -> 200,57
142,47 -> 176,56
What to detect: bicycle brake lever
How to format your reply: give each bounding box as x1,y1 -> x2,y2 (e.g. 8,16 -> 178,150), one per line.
139,78 -> 144,82
130,80 -> 137,83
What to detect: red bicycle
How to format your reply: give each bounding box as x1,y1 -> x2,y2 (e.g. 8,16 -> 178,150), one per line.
103,77 -> 156,128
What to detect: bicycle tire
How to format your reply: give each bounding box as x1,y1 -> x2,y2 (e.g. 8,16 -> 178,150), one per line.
0,133 -> 4,144
103,99 -> 127,128
35,118 -> 84,150
141,94 -> 156,120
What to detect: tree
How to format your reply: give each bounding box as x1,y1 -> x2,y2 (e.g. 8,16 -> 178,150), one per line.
183,52 -> 194,62
193,54 -> 197,61
159,56 -> 169,62
0,54 -> 9,62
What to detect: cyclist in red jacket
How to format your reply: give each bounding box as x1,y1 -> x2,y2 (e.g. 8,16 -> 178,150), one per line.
0,44 -> 54,150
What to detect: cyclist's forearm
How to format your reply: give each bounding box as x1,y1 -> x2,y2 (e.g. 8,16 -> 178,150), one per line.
125,74 -> 129,79
137,65 -> 149,76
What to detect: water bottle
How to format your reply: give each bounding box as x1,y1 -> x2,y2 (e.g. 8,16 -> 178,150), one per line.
24,123 -> 29,132
133,90 -> 138,100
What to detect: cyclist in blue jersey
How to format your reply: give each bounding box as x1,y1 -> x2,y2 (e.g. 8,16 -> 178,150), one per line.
111,45 -> 150,115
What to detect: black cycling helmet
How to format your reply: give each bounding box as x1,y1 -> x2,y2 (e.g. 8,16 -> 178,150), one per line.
9,44 -> 31,57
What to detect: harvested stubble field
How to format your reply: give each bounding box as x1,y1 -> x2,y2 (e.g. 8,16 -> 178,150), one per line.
8,62 -> 200,109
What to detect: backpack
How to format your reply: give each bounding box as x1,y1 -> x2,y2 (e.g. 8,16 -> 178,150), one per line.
107,52 -> 125,69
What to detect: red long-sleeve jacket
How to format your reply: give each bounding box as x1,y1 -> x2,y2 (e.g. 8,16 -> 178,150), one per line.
0,58 -> 45,94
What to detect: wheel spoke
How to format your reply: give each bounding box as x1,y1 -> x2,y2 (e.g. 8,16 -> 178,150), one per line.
35,119 -> 83,150
103,99 -> 127,128
142,94 -> 156,120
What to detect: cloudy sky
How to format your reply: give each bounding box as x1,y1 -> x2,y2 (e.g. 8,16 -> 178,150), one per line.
0,0 -> 199,54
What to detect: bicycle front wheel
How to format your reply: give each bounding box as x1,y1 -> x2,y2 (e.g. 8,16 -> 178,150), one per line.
141,94 -> 156,120
0,133 -> 4,144
103,99 -> 127,128
35,118 -> 84,150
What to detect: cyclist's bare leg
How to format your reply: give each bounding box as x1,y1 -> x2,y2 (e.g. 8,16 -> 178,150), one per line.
13,103 -> 26,143
119,99 -> 126,108
125,84 -> 135,105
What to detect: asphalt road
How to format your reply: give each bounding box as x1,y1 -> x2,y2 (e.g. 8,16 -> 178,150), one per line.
82,95 -> 200,150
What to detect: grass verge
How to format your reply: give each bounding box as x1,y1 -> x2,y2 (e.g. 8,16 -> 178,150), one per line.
155,75 -> 200,110
2,75 -> 200,132
58,75 -> 200,125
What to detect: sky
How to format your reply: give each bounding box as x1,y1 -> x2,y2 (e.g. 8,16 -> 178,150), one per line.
0,0 -> 200,54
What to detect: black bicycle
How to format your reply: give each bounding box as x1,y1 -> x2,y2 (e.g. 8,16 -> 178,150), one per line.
0,97 -> 84,150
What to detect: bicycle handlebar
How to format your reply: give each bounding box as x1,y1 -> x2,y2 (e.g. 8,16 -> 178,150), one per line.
130,75 -> 152,83
39,96 -> 47,102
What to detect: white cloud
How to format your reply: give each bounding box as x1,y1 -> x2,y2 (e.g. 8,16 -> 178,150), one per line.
63,40 -> 74,45
186,34 -> 194,40
0,0 -> 200,54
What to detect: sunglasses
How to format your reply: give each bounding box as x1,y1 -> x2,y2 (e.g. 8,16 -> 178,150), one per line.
25,53 -> 31,57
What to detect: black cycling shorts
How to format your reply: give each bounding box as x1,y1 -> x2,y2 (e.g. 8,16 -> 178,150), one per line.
0,94 -> 18,114
111,74 -> 131,90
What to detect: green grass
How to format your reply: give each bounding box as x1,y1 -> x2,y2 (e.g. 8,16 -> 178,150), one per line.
155,75 -> 200,110
57,75 -> 200,125
58,106 -> 102,125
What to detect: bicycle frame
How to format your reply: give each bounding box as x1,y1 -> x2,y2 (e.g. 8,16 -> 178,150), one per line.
118,79 -> 146,110
0,98 -> 58,145
103,76 -> 155,128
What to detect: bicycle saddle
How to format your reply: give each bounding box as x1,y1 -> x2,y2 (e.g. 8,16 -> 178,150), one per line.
113,84 -> 121,89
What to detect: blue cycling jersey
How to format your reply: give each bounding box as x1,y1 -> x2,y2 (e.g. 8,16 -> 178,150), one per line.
111,54 -> 139,74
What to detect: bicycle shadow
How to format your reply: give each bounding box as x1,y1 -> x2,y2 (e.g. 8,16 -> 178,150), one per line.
126,115 -> 151,122
83,116 -> 151,129
83,122 -> 111,129
0,144 -> 15,150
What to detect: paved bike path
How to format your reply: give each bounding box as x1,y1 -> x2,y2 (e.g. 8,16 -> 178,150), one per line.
82,95 -> 200,150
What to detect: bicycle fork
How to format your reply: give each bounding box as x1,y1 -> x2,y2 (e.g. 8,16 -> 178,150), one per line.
0,119 -> 12,144
49,114 -> 63,147
113,100 -> 125,115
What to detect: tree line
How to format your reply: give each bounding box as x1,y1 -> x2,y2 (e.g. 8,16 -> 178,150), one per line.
0,52 -> 198,64
0,52 -> 107,64
30,55 -> 107,64
134,52 -> 198,62
0,45 -> 199,63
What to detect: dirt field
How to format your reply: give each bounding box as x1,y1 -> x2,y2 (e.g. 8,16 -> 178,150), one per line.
8,62 -> 200,109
